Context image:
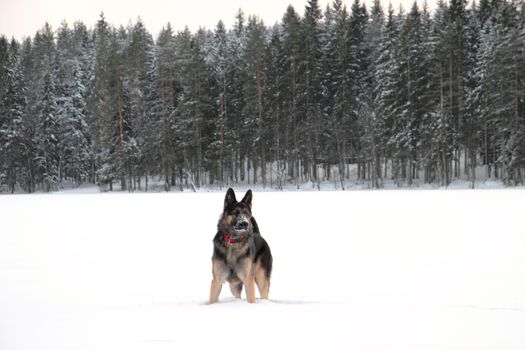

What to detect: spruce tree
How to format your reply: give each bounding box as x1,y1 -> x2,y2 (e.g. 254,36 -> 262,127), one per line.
59,64 -> 91,186
281,5 -> 303,186
228,10 -> 248,182
0,37 -> 8,136
1,40 -> 27,192
207,20 -> 233,187
151,23 -> 180,190
301,0 -> 324,188
0,36 -> 9,187
35,71 -> 60,192
263,25 -> 286,189
127,19 -> 155,189
242,16 -> 267,186
173,28 -> 214,189
463,5 -> 482,187
322,0 -> 352,188
87,13 -> 112,187
375,3 -> 401,184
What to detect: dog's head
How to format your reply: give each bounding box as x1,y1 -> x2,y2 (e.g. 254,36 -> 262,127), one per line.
218,188 -> 254,236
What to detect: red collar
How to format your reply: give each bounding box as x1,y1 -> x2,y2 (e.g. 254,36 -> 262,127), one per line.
223,232 -> 246,244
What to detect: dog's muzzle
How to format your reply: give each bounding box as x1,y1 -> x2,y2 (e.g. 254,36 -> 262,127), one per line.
234,218 -> 249,231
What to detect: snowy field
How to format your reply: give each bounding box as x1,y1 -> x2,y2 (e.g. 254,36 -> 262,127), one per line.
1,189 -> 524,350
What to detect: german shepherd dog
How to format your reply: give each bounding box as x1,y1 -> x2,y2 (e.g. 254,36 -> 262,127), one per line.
209,188 -> 273,304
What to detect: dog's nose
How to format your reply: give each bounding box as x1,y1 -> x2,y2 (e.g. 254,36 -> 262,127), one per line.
235,221 -> 248,229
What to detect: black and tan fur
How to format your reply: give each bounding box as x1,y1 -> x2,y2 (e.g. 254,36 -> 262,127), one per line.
209,188 -> 273,304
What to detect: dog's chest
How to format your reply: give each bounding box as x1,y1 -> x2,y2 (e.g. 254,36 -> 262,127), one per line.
224,244 -> 249,266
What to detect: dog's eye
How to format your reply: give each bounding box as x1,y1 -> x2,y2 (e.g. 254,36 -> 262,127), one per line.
233,209 -> 240,216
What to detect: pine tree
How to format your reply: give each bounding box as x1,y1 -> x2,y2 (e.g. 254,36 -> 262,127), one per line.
352,0 -> 387,185
59,64 -> 91,186
207,20 -> 232,187
463,4 -> 482,187
281,5 -> 303,186
0,36 -> 10,187
28,23 -> 60,192
321,0 -> 352,188
151,24 -> 181,190
348,0 -> 370,182
263,25 -> 286,189
365,0 -> 385,101
1,39 -> 27,192
388,2 -> 427,185
55,21 -> 93,186
173,28 -> 214,189
22,24 -> 57,192
0,36 -> 9,137
301,0 -> 324,188
126,19 -> 155,189
242,16 -> 267,186
96,28 -> 134,191
17,38 -> 38,192
375,4 -> 401,184
228,10 -> 248,182
488,1 -> 525,184
35,71 -> 60,192
437,0 -> 469,181
87,13 -> 113,187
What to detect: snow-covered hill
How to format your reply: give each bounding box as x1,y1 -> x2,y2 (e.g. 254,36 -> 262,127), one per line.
1,190 -> 524,349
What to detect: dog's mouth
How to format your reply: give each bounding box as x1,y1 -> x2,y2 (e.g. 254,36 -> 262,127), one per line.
232,227 -> 248,234
233,221 -> 249,232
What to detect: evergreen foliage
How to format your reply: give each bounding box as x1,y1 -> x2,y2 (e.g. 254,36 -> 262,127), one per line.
1,1 -> 525,192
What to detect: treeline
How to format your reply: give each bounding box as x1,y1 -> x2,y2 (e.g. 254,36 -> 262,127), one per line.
1,0 -> 525,193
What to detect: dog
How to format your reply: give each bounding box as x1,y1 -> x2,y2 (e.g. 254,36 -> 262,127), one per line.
209,188 -> 273,304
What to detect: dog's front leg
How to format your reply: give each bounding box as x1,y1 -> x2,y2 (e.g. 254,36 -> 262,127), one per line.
209,259 -> 227,304
209,278 -> 223,304
245,275 -> 256,303
238,261 -> 256,304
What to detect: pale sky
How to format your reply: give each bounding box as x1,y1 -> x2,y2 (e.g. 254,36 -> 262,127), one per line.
0,0 -> 437,41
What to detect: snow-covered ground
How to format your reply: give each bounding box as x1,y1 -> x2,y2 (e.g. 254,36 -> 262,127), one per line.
1,189 -> 524,350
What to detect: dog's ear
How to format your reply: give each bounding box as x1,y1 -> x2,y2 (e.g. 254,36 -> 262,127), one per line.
241,189 -> 253,209
224,188 -> 237,210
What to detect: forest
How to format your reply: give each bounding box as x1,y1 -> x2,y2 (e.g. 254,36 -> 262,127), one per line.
1,0 -> 525,192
